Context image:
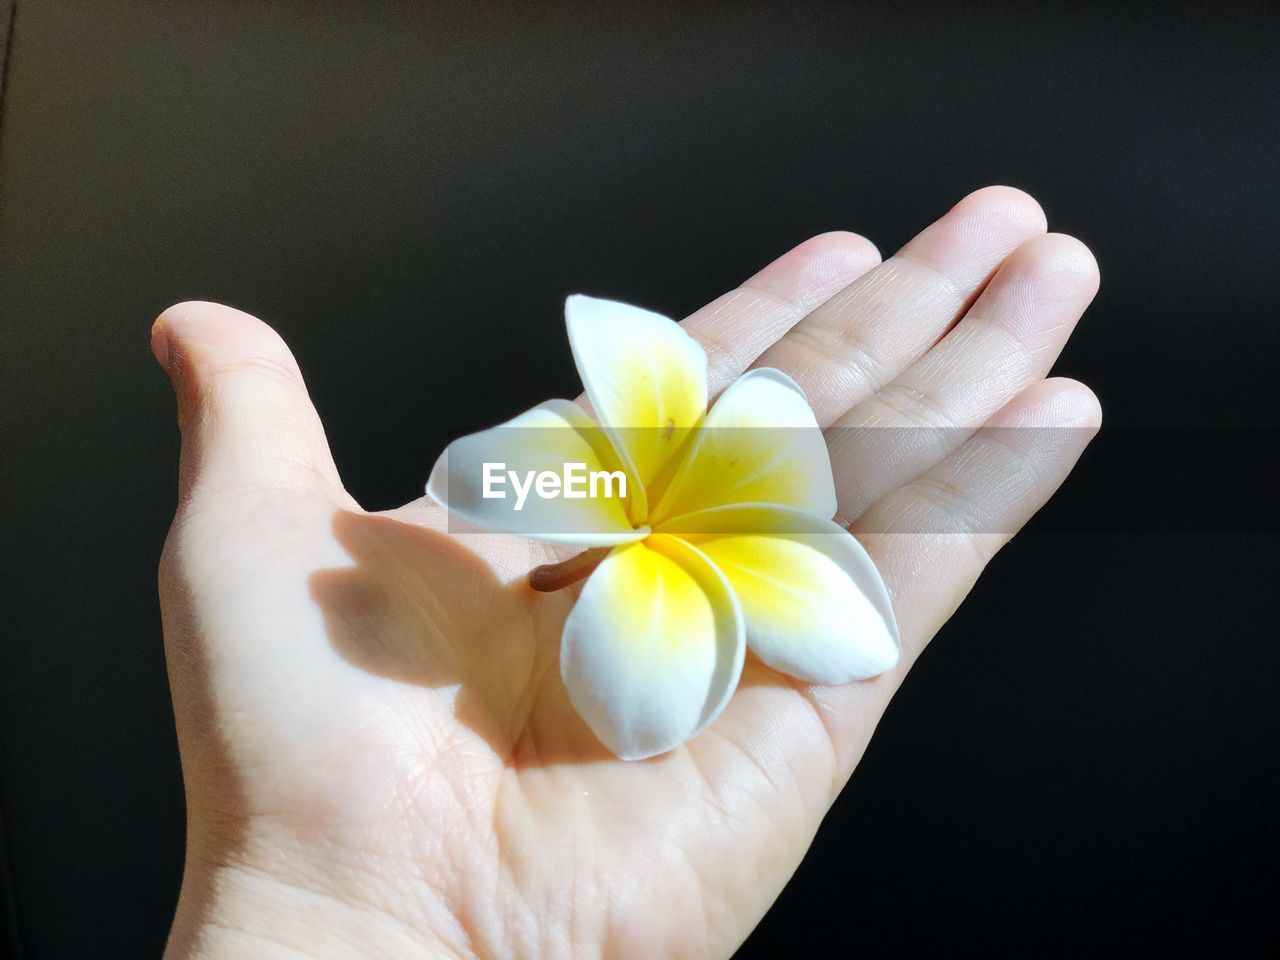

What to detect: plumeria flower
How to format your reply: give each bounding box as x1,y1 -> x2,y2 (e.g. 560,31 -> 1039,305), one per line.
427,295 -> 900,760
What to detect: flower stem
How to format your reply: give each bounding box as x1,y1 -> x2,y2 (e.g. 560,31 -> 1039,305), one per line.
528,547 -> 611,592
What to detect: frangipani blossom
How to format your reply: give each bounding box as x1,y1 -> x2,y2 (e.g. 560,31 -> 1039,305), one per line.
427,295 -> 900,760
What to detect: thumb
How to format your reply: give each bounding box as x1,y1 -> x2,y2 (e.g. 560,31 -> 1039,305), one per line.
151,301 -> 346,503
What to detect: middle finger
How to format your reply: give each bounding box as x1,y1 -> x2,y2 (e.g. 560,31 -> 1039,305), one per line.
751,185 -> 1048,425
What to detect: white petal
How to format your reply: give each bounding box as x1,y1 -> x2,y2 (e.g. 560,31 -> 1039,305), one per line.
648,368 -> 837,525
665,504 -> 900,683
561,535 -> 745,760
565,294 -> 708,516
426,399 -> 645,546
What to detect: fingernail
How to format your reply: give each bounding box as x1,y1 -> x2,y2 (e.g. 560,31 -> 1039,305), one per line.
150,319 -> 170,372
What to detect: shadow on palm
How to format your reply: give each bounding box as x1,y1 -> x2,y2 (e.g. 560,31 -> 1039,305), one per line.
311,510 -> 621,767
309,509 -> 813,773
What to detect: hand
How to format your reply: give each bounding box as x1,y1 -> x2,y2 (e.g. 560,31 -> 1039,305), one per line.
154,186 -> 1100,959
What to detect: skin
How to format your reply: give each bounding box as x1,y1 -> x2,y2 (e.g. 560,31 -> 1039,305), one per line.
154,185 -> 1102,959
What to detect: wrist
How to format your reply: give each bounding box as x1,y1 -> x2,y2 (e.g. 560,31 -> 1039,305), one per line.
165,837 -> 466,960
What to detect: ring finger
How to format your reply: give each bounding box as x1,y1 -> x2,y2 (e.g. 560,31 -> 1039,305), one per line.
828,232 -> 1100,523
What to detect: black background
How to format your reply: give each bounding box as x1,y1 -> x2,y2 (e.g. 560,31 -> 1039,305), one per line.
2,2 -> 1277,956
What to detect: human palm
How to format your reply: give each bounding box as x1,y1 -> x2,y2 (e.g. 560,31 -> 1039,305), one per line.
156,187 -> 1101,959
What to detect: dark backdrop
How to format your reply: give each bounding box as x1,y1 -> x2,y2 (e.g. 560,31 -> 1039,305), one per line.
2,2 -> 1277,956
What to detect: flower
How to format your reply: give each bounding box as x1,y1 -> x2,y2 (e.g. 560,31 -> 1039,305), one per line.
427,295 -> 900,760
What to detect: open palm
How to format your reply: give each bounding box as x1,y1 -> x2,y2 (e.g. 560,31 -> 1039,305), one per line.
156,187 -> 1100,959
